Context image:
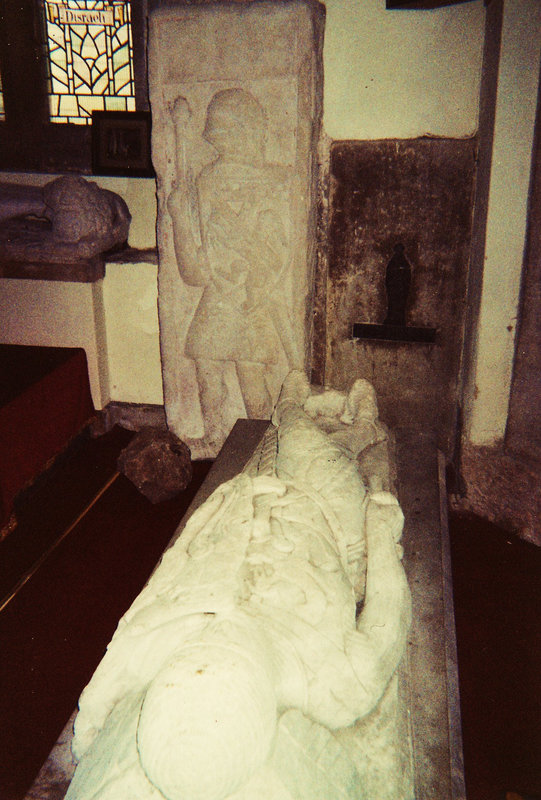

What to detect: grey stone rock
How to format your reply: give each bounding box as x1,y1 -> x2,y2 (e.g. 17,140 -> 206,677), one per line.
42,177 -> 128,249
117,427 -> 192,503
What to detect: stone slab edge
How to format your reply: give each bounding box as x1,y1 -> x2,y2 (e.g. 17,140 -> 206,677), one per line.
438,449 -> 466,800
395,426 -> 465,800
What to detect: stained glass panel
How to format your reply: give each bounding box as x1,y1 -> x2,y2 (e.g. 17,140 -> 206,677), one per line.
42,0 -> 135,125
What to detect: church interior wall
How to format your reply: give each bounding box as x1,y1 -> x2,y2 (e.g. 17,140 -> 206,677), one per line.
0,0 -> 537,472
323,0 -> 485,141
463,0 -> 541,447
448,0 -> 541,542
321,136 -> 477,456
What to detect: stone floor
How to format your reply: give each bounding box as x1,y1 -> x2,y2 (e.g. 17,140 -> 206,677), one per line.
450,441 -> 541,546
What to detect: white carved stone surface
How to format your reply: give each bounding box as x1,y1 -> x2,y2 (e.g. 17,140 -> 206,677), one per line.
0,177 -> 130,263
148,0 -> 324,457
65,372 -> 413,800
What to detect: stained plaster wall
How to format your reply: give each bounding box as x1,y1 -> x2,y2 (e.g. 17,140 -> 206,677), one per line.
323,138 -> 477,455
506,90 -> 541,464
447,1 -> 541,541
319,0 -> 485,454
323,0 -> 541,455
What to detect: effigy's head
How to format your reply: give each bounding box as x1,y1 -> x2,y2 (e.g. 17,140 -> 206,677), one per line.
203,88 -> 267,158
137,639 -> 277,800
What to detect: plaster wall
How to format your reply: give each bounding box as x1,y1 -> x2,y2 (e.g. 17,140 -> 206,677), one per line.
467,0 -> 541,445
323,0 -> 485,140
324,138 -> 476,455
0,277 -> 107,407
102,262 -> 164,405
0,172 -> 158,408
0,260 -> 164,409
506,80 -> 541,463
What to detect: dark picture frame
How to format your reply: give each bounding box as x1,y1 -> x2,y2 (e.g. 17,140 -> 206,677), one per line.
92,110 -> 154,177
386,0 -> 477,7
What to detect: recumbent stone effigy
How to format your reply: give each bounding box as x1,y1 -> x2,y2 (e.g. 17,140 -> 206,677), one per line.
65,372 -> 413,800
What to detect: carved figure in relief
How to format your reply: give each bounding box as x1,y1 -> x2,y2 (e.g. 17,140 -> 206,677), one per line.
167,89 -> 297,442
66,372 -> 412,800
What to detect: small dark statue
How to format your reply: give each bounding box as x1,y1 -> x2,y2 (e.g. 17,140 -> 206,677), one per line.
384,243 -> 411,327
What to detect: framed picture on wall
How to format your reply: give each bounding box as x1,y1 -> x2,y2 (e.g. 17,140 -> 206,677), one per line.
92,111 -> 154,177
386,0 -> 476,6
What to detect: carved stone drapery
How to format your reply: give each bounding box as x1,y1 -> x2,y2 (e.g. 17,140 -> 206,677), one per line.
149,0 -> 324,458
65,373 -> 413,800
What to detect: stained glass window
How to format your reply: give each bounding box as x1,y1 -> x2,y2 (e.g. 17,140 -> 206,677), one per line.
42,0 -> 135,125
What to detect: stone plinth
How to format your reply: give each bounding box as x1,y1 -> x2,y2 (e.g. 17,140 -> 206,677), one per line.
148,0 -> 324,458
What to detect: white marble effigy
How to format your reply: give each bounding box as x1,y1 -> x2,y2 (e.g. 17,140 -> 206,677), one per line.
28,374 -> 465,800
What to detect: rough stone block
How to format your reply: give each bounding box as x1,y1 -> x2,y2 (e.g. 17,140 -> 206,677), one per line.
117,427 -> 192,503
0,178 -> 130,281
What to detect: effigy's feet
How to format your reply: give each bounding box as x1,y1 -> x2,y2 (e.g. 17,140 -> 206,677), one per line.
271,370 -> 311,425
303,378 -> 378,427
341,379 -> 378,424
280,370 -> 311,405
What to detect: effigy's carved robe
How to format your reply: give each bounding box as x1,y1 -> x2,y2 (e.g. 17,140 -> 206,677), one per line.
66,372 -> 413,800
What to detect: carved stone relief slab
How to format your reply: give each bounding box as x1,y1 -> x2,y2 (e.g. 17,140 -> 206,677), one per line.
149,1 -> 324,457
